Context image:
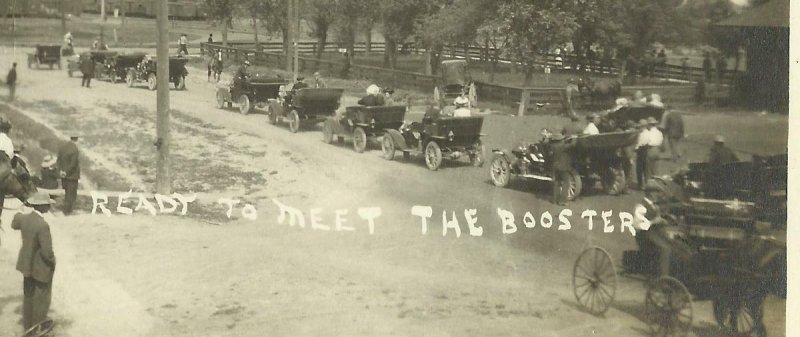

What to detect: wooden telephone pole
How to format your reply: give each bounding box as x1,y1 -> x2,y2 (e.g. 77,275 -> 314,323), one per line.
285,0 -> 293,72
155,0 -> 171,194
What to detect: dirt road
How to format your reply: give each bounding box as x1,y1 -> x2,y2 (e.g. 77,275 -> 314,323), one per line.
0,48 -> 786,337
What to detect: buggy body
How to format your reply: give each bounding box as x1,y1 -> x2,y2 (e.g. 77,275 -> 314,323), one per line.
126,56 -> 189,90
433,60 -> 477,110
27,45 -> 62,69
216,74 -> 287,114
267,87 -> 344,133
490,130 -> 636,200
382,115 -> 485,170
323,105 -> 406,153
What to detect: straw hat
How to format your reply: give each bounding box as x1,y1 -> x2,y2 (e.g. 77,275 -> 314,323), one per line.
27,191 -> 55,206
714,135 -> 725,143
647,116 -> 658,125
366,84 -> 381,95
454,96 -> 469,106
42,154 -> 56,167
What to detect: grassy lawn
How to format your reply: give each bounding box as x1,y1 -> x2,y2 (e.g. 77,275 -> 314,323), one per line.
0,16 -> 202,47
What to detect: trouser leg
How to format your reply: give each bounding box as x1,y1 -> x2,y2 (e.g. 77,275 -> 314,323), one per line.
63,179 -> 77,214
636,147 -> 648,188
23,277 -> 34,330
647,150 -> 659,180
8,84 -> 14,101
669,137 -> 681,160
29,278 -> 51,328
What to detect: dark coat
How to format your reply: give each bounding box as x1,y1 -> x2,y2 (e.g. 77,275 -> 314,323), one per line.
79,58 -> 95,76
12,212 -> 56,283
663,110 -> 684,139
358,94 -> 385,107
708,145 -> 738,167
550,140 -> 575,172
57,141 -> 80,181
6,68 -> 16,85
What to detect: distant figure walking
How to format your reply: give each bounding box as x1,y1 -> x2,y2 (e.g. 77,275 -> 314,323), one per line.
178,33 -> 189,56
207,34 -> 213,43
661,109 -> 685,162
6,62 -> 17,101
57,134 -> 80,215
79,56 -> 94,88
702,53 -> 712,81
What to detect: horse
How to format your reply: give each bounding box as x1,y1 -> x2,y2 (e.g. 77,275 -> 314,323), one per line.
0,155 -> 39,222
207,50 -> 223,82
577,76 -> 622,109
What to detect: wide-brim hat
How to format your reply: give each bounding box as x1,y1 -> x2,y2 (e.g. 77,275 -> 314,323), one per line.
454,96 -> 469,106
551,133 -> 565,141
27,191 -> 55,205
647,116 -> 658,125
638,119 -> 649,127
243,60 -> 251,65
42,154 -> 56,167
714,135 -> 725,143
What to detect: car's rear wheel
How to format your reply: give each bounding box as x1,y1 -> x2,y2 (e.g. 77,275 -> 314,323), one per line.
602,166 -> 627,195
424,141 -> 443,171
322,121 -> 334,144
288,110 -> 300,133
147,73 -> 157,90
490,155 -> 511,187
469,140 -> 485,167
127,70 -> 135,87
381,134 -> 395,160
267,106 -> 277,125
565,169 -> 583,201
239,95 -> 252,115
215,91 -> 227,109
352,127 -> 367,153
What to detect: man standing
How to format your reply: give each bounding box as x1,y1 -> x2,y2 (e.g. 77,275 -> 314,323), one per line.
79,56 -> 94,88
635,119 -> 651,189
564,78 -> 580,116
12,191 -> 57,331
312,71 -> 326,88
705,135 -> 738,198
57,135 -> 80,215
661,109 -> 684,162
178,33 -> 189,56
6,62 -> 17,101
582,114 -> 600,135
207,34 -> 213,43
646,117 -> 664,180
550,134 -> 575,206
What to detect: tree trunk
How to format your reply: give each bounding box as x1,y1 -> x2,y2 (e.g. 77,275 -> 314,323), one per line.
523,66 -> 533,87
252,16 -> 260,50
222,21 -> 229,47
425,49 -> 432,75
60,0 -> 67,35
315,28 -> 327,60
463,44 -> 469,63
386,39 -> 397,69
283,26 -> 291,71
365,27 -> 372,56
489,60 -> 497,83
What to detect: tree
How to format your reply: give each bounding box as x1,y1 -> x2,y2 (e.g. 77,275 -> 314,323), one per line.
202,0 -> 236,47
378,0 -> 429,69
260,0 -> 290,57
476,18 -> 508,83
238,0 -> 268,50
498,0 -> 578,85
303,0 -> 337,59
332,0 -> 370,77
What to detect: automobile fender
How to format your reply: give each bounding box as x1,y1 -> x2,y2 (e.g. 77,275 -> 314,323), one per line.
384,129 -> 409,150
491,148 -> 511,158
216,87 -> 232,102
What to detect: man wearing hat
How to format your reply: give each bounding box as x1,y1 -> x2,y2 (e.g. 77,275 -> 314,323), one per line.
11,191 -> 57,330
550,133 -> 575,205
234,60 -> 251,82
582,114 -> 600,135
57,135 -> 80,215
453,96 -> 471,117
661,108 -> 684,162
312,71 -> 326,88
704,135 -> 738,198
293,76 -> 309,90
564,78 -> 580,116
36,154 -> 60,190
634,118 -> 651,189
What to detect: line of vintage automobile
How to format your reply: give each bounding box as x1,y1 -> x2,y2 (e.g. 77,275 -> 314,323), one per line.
61,48 -> 188,90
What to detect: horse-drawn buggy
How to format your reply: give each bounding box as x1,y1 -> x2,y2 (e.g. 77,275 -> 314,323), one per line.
433,60 -> 477,110
267,87 -> 344,133
322,105 -> 406,153
490,130 -> 635,200
126,56 -> 189,90
216,75 -> 287,114
571,153 -> 786,337
381,115 -> 485,170
27,45 -> 62,69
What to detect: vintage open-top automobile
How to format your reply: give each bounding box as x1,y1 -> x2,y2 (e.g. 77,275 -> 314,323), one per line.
322,105 -> 407,153
27,45 -> 62,69
382,115 -> 485,170
267,87 -> 344,133
66,50 -> 118,79
490,130 -> 635,200
216,74 -> 287,114
105,52 -> 147,83
126,56 -> 189,90
433,60 -> 477,110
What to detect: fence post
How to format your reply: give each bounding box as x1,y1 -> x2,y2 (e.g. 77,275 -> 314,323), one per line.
518,90 -> 530,117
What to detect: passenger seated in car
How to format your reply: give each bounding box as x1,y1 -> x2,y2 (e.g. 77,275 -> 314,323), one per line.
292,76 -> 309,90
453,96 -> 471,117
423,105 -> 442,122
358,84 -> 385,106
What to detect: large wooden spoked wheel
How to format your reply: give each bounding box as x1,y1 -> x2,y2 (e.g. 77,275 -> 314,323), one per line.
645,276 -> 693,337
602,166 -> 627,195
352,127 -> 367,153
267,105 -> 277,125
238,95 -> 252,115
489,155 -> 511,187
381,134 -> 395,160
147,73 -> 157,90
288,110 -> 301,133
424,141 -> 442,171
126,70 -> 135,87
572,246 -> 617,315
713,296 -> 766,337
215,91 -> 227,109
565,169 -> 583,201
469,140 -> 485,167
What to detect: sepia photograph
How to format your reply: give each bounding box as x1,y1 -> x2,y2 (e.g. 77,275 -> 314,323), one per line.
0,0 -> 791,336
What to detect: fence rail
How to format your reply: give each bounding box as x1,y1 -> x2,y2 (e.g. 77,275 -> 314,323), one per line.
200,42 -> 709,115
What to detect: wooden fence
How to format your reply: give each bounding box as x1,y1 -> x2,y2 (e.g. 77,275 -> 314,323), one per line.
200,42 -> 707,116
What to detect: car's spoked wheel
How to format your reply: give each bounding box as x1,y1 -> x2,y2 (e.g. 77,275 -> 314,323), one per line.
572,247 -> 617,316
713,296 -> 766,337
352,127 -> 367,153
489,155 -> 511,187
645,276 -> 693,337
288,110 -> 301,133
424,141 -> 442,170
267,106 -> 277,125
566,169 -> 583,201
147,73 -> 157,90
215,91 -> 226,109
322,122 -> 334,144
127,70 -> 135,87
602,166 -> 627,195
239,95 -> 251,115
381,134 -> 395,160
469,140 -> 485,167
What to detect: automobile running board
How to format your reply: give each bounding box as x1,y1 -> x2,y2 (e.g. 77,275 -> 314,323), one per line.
519,174 -> 553,181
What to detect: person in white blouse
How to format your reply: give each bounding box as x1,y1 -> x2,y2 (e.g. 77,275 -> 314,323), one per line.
645,117 -> 663,180
0,118 -> 14,160
634,119 -> 650,189
583,114 -> 600,135
453,96 -> 471,117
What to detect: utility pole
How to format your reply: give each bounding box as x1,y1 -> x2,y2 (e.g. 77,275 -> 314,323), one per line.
155,0 -> 172,194
293,0 -> 299,81
285,0 -> 293,72
99,0 -> 106,45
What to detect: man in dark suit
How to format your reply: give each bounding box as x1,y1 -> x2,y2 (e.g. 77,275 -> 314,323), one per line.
57,135 -> 80,215
11,191 -> 56,330
79,55 -> 94,88
550,133 -> 576,205
661,109 -> 684,162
